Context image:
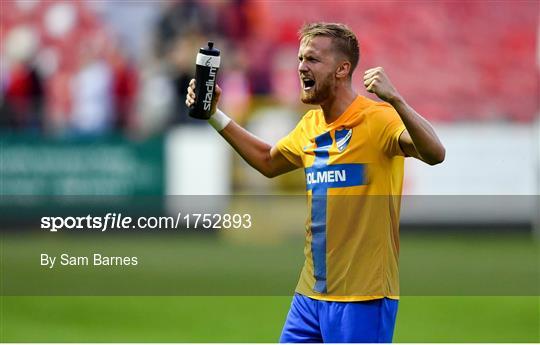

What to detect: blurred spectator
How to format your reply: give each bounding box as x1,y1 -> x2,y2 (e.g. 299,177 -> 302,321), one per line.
1,0 -> 537,139
1,25 -> 44,131
151,1 -> 224,127
135,56 -> 175,138
154,0 -> 219,59
150,0 -> 272,126
69,39 -> 114,137
107,41 -> 138,132
1,62 -> 44,131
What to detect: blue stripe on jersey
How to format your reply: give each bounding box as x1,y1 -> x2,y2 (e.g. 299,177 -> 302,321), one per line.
310,132 -> 333,293
307,131 -> 366,294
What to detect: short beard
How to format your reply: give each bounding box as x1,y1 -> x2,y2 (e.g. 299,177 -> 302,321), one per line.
300,74 -> 334,105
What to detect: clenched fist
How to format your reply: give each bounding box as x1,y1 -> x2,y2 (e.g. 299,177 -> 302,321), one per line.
363,67 -> 401,104
185,78 -> 222,116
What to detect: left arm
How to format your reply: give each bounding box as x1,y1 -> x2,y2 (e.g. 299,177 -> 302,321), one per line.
364,67 -> 445,165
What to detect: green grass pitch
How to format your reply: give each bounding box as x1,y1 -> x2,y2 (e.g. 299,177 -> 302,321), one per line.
1,232 -> 538,342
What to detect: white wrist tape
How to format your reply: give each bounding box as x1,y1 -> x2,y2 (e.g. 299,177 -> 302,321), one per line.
208,109 -> 231,132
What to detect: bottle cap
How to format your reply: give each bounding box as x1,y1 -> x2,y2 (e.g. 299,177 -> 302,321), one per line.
199,41 -> 220,56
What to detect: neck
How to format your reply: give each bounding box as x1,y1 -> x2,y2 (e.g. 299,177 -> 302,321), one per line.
320,84 -> 357,124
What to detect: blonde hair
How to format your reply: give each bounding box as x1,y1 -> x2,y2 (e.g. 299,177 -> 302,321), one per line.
299,22 -> 360,76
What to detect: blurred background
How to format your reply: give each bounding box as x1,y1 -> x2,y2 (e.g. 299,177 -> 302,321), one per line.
1,0 -> 539,342
1,0 -> 538,196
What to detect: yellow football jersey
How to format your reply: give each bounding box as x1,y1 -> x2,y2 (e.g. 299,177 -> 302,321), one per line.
276,95 -> 406,302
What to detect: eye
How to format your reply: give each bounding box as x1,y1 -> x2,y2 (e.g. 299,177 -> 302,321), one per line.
299,55 -> 318,63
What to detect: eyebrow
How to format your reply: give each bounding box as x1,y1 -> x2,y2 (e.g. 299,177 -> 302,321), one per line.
298,50 -> 320,59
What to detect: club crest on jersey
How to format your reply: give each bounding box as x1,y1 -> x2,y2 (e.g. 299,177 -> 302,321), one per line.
335,128 -> 352,152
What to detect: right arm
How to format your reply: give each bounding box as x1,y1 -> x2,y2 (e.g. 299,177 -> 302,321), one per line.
219,121 -> 299,178
186,79 -> 298,178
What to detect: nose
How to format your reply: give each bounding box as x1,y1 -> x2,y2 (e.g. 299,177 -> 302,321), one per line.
298,60 -> 308,73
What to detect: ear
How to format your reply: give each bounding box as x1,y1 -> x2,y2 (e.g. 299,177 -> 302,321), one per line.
335,61 -> 351,79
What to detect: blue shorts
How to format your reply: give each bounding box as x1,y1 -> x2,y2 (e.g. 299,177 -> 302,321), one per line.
280,294 -> 399,343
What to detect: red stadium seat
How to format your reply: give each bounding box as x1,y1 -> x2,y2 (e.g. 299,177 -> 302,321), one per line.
261,2 -> 538,122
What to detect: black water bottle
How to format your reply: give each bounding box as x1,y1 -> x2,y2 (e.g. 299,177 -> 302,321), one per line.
189,41 -> 221,119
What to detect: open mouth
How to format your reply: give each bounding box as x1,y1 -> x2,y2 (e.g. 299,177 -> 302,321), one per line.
302,77 -> 315,90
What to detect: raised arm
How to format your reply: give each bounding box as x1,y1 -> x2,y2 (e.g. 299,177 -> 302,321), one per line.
185,79 -> 298,178
363,67 -> 446,165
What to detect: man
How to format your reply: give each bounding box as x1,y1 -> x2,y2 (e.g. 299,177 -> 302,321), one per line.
186,22 -> 445,343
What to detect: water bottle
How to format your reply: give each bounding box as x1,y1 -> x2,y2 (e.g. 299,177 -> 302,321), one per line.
189,41 -> 221,119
